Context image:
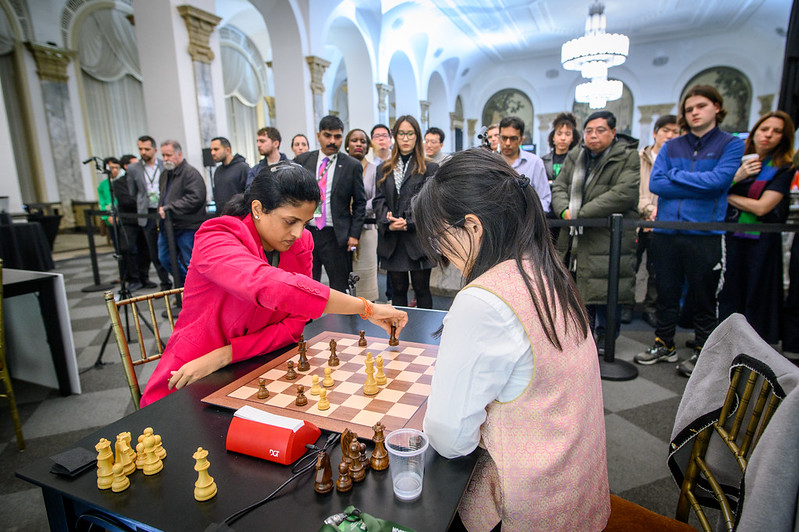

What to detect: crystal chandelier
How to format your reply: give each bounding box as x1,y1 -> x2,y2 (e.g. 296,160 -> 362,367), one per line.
561,2 -> 629,108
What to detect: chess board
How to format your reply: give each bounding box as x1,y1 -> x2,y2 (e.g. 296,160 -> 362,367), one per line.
202,332 -> 438,435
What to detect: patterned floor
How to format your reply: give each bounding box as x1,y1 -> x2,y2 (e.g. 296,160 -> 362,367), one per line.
1,251 -> 710,530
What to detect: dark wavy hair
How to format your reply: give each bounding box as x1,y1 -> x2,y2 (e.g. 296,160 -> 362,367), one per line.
743,111 -> 795,168
547,112 -> 581,151
222,162 -> 320,216
413,149 -> 589,349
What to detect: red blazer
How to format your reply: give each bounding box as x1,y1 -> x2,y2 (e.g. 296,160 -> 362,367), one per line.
140,215 -> 330,407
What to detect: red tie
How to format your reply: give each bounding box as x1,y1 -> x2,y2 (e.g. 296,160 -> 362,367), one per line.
316,157 -> 330,229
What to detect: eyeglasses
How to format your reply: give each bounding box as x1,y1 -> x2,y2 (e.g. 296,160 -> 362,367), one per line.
396,131 -> 416,139
428,218 -> 464,255
584,127 -> 610,136
372,133 -> 390,140
424,139 -> 440,144
500,135 -> 520,143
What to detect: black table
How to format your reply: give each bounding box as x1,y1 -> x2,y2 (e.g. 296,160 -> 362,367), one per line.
3,268 -> 78,395
0,222 -> 54,271
17,310 -> 478,531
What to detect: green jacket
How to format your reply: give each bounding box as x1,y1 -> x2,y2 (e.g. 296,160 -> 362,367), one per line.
550,136 -> 640,305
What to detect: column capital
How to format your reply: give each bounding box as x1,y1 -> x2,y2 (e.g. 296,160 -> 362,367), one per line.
638,103 -> 675,124
419,100 -> 430,124
265,96 -> 276,121
757,94 -> 775,116
536,112 -> 561,131
467,118 -> 477,134
28,43 -> 76,83
305,55 -> 331,95
177,5 -> 221,65
450,112 -> 464,130
376,83 -> 392,113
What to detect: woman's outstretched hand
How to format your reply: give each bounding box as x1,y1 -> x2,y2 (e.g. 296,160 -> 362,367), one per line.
367,303 -> 408,338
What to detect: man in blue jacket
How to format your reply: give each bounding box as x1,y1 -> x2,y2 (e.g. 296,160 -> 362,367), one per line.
634,85 -> 744,376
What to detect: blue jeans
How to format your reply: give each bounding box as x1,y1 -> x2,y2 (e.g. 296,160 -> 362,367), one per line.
158,228 -> 195,283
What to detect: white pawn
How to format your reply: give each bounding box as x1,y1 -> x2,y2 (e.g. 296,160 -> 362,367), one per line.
111,463 -> 130,492
310,374 -> 322,396
143,435 -> 163,476
317,389 -> 330,411
322,368 -> 334,388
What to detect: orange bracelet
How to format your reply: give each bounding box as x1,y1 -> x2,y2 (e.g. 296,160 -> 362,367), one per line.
358,297 -> 373,319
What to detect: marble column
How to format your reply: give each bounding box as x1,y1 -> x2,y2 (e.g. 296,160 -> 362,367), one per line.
757,94 -> 775,116
638,103 -> 675,138
467,118 -> 477,148
29,43 -> 81,227
419,100 -> 430,130
376,83 -> 391,125
265,96 -> 276,124
537,112 -> 560,152
177,5 -> 221,147
306,56 -> 330,130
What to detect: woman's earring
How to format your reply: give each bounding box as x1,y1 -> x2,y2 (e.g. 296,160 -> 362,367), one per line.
254,215 -> 260,220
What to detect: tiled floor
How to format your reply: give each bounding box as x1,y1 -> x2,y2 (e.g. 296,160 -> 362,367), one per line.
1,251 -> 712,530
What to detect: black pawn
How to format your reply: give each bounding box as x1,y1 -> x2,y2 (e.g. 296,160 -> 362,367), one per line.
358,330 -> 367,347
336,461 -> 352,492
285,361 -> 297,380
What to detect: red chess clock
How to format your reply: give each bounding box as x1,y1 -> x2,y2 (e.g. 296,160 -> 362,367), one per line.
226,406 -> 321,465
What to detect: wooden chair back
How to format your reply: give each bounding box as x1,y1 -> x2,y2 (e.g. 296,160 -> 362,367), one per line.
675,364 -> 782,530
104,288 -> 183,409
0,259 -> 25,450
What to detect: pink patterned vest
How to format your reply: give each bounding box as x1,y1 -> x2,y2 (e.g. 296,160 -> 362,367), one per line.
459,260 -> 610,531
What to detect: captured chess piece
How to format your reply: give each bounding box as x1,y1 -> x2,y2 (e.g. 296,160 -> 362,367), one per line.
322,368 -> 334,388
142,435 -> 163,475
193,447 -> 218,501
349,440 -> 365,482
328,339 -> 339,366
310,375 -> 321,396
285,361 -> 297,380
123,432 -> 136,464
96,438 -> 114,490
111,463 -> 130,493
358,330 -> 367,347
295,384 -> 308,406
115,433 -> 136,476
257,378 -> 270,399
341,429 -> 354,466
336,461 -> 352,492
154,434 -> 167,460
389,324 -> 399,346
317,389 -> 330,411
375,355 -> 387,386
135,441 -> 146,470
359,442 -> 369,472
370,422 -> 389,471
313,451 -> 333,494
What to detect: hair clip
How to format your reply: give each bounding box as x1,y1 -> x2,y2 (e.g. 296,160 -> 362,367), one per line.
517,175 -> 530,189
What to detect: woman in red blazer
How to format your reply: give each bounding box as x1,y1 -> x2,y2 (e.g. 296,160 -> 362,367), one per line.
140,163 -> 407,407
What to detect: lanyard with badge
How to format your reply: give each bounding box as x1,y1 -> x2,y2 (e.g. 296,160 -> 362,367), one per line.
144,164 -> 159,206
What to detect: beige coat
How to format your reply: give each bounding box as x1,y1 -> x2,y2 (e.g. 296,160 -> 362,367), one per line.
639,145 -> 659,221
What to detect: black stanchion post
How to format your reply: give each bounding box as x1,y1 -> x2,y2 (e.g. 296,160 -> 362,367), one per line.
599,213 -> 638,381
81,209 -> 115,293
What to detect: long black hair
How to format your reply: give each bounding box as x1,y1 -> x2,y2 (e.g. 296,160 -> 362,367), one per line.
222,161 -> 320,216
413,149 -> 589,349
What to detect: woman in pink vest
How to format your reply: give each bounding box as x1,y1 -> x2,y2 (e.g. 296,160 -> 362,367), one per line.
418,149 -> 610,531
140,162 -> 407,407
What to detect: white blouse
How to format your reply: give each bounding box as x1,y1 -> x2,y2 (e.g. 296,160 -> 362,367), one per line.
424,286 -> 534,459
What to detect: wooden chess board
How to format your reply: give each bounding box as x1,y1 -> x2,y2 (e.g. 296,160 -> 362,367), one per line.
202,332 -> 438,435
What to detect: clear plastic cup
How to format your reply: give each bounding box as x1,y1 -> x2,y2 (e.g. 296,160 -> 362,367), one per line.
385,428 -> 428,501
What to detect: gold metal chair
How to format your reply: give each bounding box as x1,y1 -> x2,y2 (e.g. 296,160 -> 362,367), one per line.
104,288 -> 183,409
0,259 -> 25,450
675,364 -> 782,531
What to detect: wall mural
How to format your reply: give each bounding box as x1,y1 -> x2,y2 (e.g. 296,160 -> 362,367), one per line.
481,88 -> 534,146
680,66 -> 751,134
572,81 -> 634,137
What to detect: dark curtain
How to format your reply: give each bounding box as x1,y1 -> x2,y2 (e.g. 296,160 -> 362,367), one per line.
778,0 -> 799,127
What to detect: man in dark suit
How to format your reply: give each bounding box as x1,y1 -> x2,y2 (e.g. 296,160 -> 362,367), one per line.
295,115 -> 366,292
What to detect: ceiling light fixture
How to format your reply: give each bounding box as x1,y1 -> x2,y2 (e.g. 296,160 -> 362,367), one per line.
561,2 -> 628,108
